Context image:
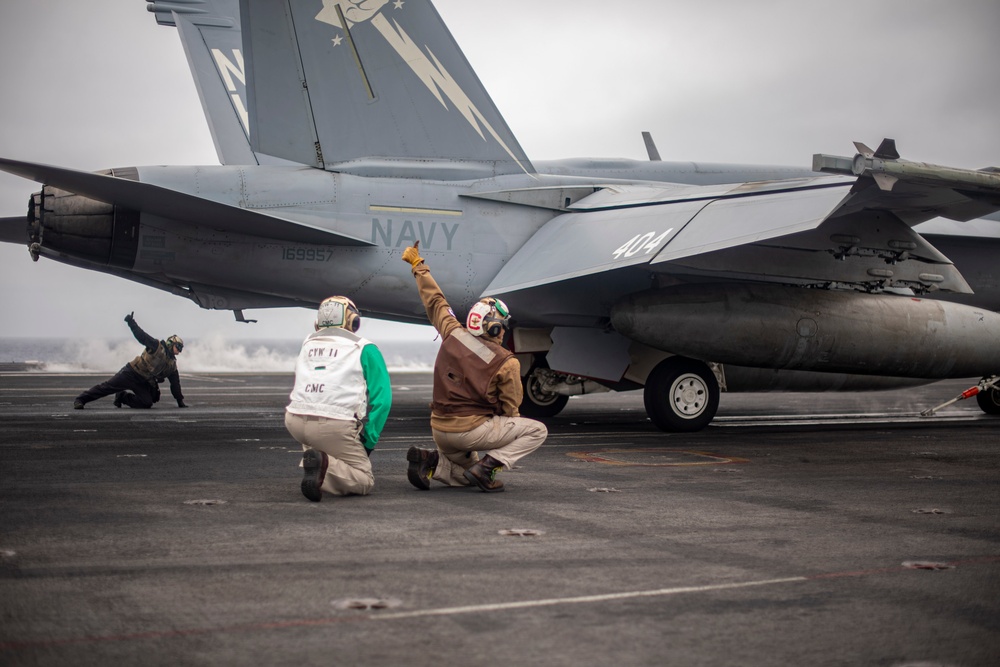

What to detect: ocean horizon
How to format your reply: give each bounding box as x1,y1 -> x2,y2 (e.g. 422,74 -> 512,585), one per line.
0,336 -> 438,374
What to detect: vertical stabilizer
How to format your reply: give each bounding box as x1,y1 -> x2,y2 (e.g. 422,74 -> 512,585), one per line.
239,0 -> 534,174
148,0 -> 257,165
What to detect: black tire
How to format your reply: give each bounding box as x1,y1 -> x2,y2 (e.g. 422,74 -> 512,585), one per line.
976,384 -> 1000,415
520,364 -> 570,419
643,357 -> 720,432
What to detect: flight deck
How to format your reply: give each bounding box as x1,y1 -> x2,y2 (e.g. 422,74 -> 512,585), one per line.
1,372 -> 998,666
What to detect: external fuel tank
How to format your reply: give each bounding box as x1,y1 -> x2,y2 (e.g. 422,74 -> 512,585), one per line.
611,283 -> 1000,379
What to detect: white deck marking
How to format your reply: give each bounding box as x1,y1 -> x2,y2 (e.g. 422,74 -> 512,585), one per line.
373,576 -> 807,621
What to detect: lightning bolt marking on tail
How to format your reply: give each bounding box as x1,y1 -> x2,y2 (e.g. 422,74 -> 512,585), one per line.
313,2 -> 530,174
370,13 -> 530,175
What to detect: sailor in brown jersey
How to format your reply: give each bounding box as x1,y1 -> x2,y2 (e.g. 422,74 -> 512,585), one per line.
401,242 -> 547,492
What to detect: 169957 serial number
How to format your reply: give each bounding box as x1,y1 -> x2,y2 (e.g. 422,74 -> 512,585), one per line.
282,248 -> 334,262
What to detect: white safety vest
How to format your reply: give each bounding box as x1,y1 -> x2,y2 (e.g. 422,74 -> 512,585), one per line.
286,327 -> 372,421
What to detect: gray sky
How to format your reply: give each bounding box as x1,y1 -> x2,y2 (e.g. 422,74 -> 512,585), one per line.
1,0 -> 998,341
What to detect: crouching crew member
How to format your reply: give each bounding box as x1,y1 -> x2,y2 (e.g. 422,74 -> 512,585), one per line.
285,296 -> 392,502
401,242 -> 547,493
74,312 -> 186,410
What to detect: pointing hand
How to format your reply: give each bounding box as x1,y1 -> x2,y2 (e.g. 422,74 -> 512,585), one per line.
401,240 -> 423,267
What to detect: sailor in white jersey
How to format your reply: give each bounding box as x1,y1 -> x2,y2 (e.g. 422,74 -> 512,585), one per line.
285,296 -> 392,502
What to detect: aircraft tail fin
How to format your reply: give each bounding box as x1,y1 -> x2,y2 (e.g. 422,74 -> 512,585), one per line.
148,0 -> 258,166
642,132 -> 662,162
240,0 -> 534,175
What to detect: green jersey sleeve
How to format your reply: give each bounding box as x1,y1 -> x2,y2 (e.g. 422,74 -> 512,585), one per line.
360,344 -> 392,450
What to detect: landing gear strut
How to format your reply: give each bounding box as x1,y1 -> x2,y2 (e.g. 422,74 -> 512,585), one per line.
643,357 -> 720,432
520,362 -> 570,419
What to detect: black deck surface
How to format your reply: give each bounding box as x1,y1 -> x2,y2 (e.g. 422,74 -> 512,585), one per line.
1,372 -> 998,666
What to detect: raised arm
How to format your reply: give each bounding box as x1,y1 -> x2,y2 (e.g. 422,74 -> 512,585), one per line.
402,242 -> 461,339
124,312 -> 158,351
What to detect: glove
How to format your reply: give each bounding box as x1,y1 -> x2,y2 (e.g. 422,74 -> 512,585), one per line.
124,311 -> 134,323
401,241 -> 423,267
177,401 -> 188,408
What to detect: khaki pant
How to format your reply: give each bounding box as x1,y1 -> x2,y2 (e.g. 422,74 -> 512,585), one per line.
284,412 -> 374,496
431,415 -> 547,486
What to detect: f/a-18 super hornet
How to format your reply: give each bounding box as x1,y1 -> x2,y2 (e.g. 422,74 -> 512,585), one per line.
1,0 -> 999,430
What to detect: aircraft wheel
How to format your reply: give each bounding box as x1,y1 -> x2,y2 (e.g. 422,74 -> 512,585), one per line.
976,384 -> 1000,415
520,364 -> 569,419
643,357 -> 719,432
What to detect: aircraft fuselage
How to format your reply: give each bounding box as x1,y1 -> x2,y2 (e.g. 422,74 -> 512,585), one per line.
21,161 -> 1000,387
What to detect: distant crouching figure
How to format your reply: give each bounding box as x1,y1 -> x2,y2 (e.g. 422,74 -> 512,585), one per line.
74,312 -> 186,410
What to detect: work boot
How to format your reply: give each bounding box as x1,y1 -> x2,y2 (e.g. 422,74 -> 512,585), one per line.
301,449 -> 329,502
73,400 -> 85,410
463,454 -> 505,493
406,446 -> 438,491
113,392 -> 125,408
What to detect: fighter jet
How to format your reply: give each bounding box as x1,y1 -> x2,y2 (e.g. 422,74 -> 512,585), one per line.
2,0 -> 999,430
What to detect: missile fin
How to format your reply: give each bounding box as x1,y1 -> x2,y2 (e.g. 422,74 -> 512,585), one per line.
873,138 -> 900,160
853,142 -> 875,158
873,173 -> 899,191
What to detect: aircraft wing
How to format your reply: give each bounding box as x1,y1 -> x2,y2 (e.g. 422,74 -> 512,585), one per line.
483,143 -> 1000,326
0,157 -> 372,246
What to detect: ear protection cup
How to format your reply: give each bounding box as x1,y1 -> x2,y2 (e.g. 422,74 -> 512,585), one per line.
346,308 -> 361,332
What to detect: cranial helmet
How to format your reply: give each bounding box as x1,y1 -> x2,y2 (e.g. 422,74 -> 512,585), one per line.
317,296 -> 361,332
166,335 -> 184,352
466,297 -> 510,338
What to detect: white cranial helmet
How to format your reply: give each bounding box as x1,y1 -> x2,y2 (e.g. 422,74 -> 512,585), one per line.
316,296 -> 361,332
466,297 -> 510,337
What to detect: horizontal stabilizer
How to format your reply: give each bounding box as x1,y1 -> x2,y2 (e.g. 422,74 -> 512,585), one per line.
0,157 -> 372,246
0,216 -> 28,245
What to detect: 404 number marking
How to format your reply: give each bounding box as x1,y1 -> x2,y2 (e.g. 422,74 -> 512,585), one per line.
612,228 -> 674,260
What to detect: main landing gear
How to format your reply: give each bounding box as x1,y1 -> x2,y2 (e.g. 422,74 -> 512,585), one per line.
516,353 -> 722,431
519,362 -> 570,419
643,357 -> 720,432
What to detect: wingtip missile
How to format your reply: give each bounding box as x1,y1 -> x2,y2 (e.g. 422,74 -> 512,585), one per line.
815,139 -> 1000,196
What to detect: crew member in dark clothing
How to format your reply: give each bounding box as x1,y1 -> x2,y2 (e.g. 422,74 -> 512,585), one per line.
73,312 -> 187,410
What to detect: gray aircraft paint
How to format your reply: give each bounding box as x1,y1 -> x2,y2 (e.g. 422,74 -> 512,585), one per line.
241,0 -> 533,173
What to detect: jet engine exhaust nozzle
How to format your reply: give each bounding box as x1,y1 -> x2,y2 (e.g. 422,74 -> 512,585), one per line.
28,183 -> 140,269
